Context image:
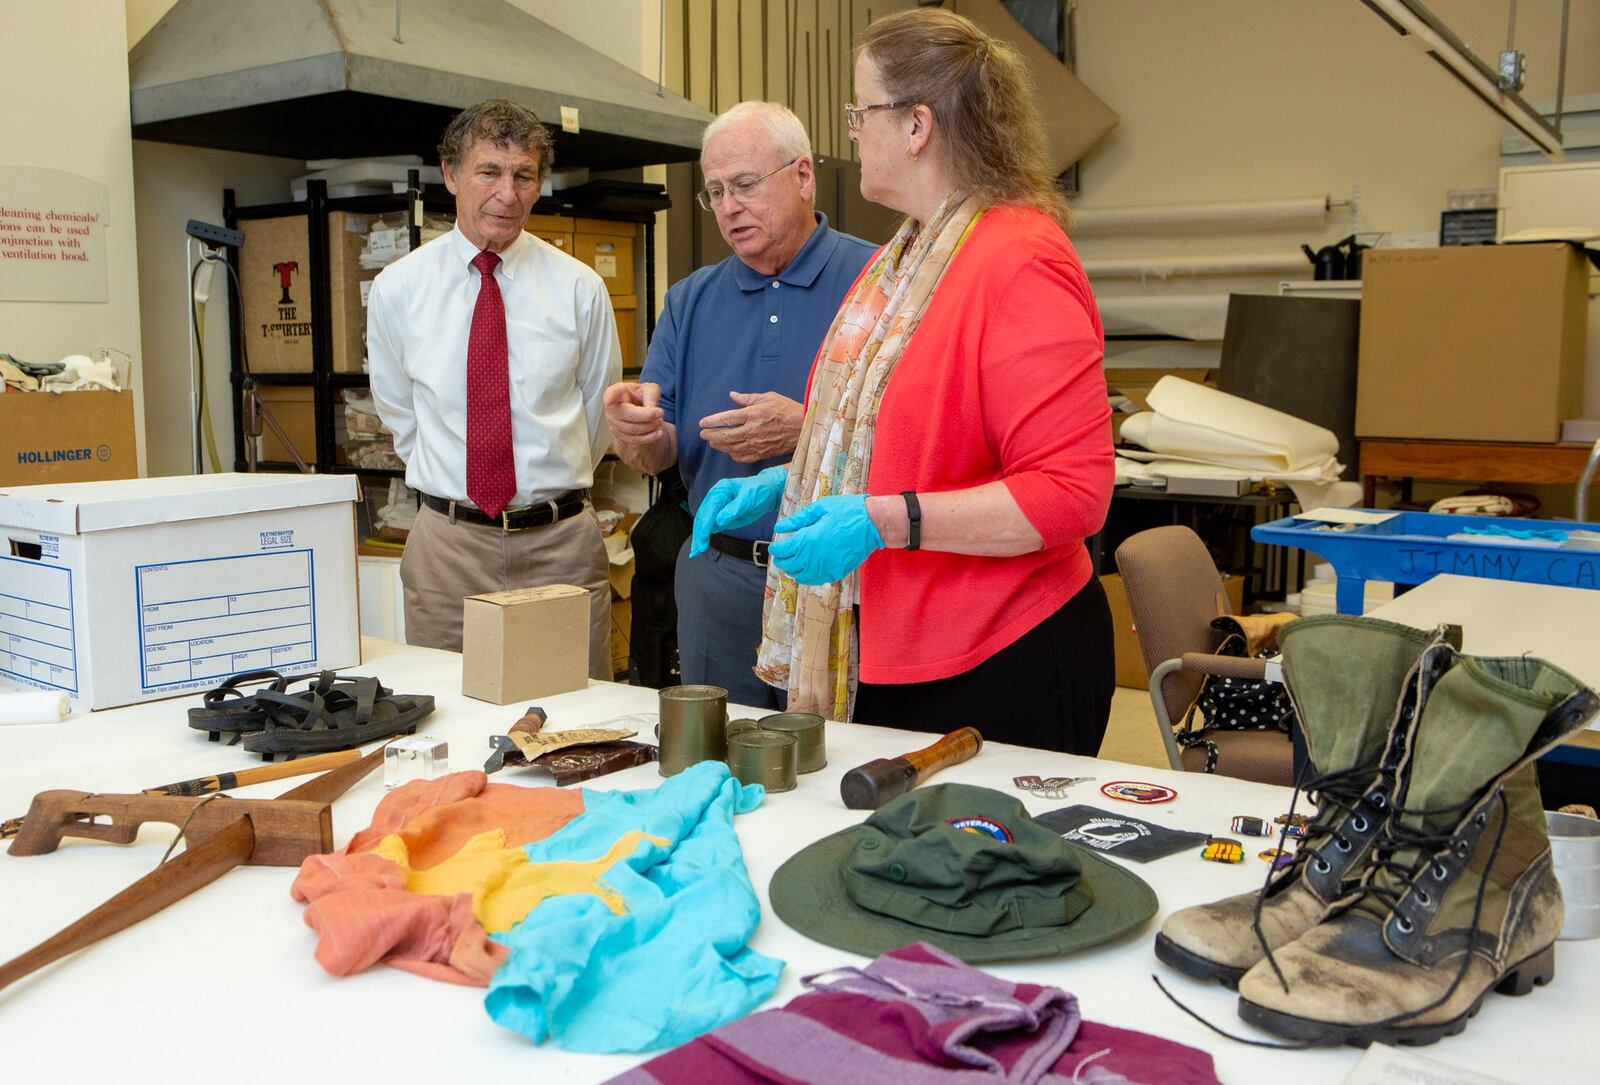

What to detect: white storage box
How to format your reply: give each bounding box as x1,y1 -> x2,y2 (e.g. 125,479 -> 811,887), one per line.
0,473 -> 361,709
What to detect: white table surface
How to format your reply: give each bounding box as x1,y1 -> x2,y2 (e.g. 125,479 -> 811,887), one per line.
1367,574 -> 1600,734
0,637 -> 1591,1084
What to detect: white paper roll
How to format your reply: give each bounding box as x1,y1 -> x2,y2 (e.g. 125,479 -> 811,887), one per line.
0,691 -> 71,726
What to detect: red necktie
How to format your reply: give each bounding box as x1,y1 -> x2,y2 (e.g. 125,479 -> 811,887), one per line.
466,249 -> 516,519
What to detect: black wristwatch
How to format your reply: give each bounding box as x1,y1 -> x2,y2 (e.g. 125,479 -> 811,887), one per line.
900,491 -> 921,551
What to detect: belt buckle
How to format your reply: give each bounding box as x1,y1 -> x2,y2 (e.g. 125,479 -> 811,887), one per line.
751,539 -> 770,567
500,507 -> 531,533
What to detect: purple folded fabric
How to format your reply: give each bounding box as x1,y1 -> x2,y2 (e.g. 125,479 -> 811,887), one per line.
607,941 -> 1221,1085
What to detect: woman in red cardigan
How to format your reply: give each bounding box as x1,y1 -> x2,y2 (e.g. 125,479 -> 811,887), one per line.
688,7 -> 1115,755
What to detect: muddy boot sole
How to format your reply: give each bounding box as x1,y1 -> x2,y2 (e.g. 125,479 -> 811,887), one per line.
1154,932 -> 1249,990
1236,943 -> 1556,1047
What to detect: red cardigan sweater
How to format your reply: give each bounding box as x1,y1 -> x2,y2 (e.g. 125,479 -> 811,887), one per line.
841,206 -> 1113,684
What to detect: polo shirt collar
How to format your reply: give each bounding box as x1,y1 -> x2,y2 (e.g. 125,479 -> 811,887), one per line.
449,224 -> 534,280
731,212 -> 835,292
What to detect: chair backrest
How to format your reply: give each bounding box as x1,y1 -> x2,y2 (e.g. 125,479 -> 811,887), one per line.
1115,525 -> 1229,726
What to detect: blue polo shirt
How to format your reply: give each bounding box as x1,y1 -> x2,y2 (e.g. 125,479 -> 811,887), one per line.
642,213 -> 876,541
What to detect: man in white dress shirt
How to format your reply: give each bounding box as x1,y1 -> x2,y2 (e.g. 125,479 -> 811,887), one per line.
368,100 -> 619,675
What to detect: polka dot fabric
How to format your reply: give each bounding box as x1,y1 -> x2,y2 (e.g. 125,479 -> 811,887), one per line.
466,249 -> 515,518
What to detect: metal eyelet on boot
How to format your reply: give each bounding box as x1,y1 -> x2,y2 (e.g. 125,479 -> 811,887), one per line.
1432,863 -> 1448,881
1372,795 -> 1387,810
1474,813 -> 1487,827
1396,917 -> 1414,933
1416,890 -> 1431,906
1335,836 -> 1352,852
1313,857 -> 1331,873
1352,816 -> 1369,833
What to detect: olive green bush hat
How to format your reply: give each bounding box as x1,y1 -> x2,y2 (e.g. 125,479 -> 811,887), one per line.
769,783 -> 1158,962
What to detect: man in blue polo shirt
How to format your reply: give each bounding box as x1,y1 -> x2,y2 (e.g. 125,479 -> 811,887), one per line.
604,102 -> 875,707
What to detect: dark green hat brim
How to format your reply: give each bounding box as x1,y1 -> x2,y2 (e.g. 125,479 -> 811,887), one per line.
769,821 -> 1159,962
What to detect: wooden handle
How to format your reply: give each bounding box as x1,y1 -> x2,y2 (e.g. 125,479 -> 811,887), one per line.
273,743 -> 388,806
7,791 -> 331,867
0,816 -> 254,994
902,727 -> 984,784
840,728 -> 985,811
142,749 -> 361,797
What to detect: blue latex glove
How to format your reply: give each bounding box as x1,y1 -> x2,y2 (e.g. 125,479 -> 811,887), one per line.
689,465 -> 788,558
767,494 -> 885,585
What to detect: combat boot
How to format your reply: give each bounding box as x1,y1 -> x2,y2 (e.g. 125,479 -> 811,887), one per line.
1155,616 -> 1456,988
1237,654 -> 1598,1045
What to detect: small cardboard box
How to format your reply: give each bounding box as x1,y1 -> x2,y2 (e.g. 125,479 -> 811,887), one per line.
240,212 -> 369,374
0,389 -> 138,486
1102,572 -> 1244,690
461,584 -> 590,704
0,473 -> 360,709
1356,244 -> 1589,443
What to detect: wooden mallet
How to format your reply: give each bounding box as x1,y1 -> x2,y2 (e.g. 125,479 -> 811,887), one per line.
840,727 -> 984,810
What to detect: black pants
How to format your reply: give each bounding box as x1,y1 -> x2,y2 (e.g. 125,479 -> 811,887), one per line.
853,576 -> 1115,756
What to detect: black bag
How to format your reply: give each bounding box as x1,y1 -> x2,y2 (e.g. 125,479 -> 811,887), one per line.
1178,616 -> 1297,773
627,466 -> 692,688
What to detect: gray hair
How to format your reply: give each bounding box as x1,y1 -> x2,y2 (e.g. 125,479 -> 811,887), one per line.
437,99 -> 555,185
701,101 -> 813,162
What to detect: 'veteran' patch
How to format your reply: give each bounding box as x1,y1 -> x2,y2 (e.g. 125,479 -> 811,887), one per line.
946,816 -> 1013,842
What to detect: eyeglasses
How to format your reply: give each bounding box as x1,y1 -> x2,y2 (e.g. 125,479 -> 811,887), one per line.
695,157 -> 800,211
843,100 -> 917,131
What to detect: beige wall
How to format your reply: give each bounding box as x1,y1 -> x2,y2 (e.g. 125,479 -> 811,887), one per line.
130,143 -> 304,478
3,2 -> 146,472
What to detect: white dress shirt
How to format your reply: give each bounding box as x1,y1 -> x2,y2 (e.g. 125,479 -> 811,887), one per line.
366,225 -> 621,505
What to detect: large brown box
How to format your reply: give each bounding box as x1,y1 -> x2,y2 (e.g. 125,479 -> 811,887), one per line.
249,385 -> 316,466
239,212 -> 369,374
461,584 -> 590,704
574,218 -> 635,296
526,213 -> 575,257
1102,572 -> 1243,690
0,390 -> 138,485
612,294 -> 639,369
1356,244 -> 1589,443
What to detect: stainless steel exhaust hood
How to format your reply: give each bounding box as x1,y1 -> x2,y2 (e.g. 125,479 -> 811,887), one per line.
130,0 -> 715,169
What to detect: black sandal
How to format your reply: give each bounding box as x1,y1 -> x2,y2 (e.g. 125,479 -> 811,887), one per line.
242,672 -> 435,758
187,669 -> 300,740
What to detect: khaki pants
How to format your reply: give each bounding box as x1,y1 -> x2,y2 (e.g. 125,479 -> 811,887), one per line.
401,502 -> 611,680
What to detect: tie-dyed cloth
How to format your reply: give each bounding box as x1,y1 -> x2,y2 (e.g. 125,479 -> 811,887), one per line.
290,761 -> 781,1052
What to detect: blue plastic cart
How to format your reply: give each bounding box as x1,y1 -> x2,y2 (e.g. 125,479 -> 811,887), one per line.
1252,510 -> 1600,614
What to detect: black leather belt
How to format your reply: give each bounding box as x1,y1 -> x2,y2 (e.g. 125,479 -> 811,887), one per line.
422,490 -> 589,532
709,532 -> 770,567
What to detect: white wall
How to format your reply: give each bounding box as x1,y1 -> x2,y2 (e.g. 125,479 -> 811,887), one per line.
2,2 -> 146,472
130,143 -> 304,478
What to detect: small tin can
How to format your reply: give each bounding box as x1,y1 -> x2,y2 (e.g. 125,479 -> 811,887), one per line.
658,685 -> 728,777
758,711 -> 826,773
726,718 -> 761,739
727,730 -> 799,793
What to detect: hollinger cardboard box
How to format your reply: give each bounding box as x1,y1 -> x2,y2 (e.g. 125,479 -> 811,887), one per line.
461,584 -> 590,704
1356,243 -> 1589,443
0,389 -> 138,486
0,473 -> 360,709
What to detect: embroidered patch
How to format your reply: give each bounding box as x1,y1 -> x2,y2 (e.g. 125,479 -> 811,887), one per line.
1100,781 -> 1177,805
947,816 -> 1013,842
1201,838 -> 1244,863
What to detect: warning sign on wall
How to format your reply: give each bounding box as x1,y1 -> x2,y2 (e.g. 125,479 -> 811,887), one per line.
0,166 -> 111,303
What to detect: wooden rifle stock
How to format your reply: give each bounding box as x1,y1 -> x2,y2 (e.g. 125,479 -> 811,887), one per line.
840,727 -> 983,810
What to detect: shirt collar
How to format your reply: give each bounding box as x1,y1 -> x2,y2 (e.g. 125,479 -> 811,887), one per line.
731,212 -> 835,292
449,224 -> 534,279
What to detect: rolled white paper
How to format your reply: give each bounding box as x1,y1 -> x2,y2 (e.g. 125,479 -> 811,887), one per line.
0,691 -> 71,726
